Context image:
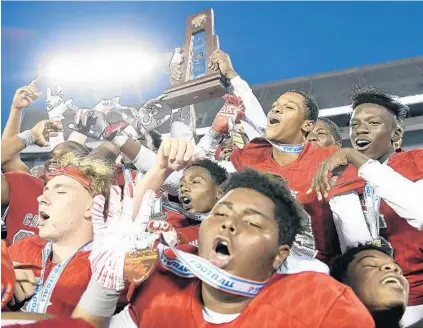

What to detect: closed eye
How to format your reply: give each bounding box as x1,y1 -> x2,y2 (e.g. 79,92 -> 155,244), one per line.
245,221 -> 261,228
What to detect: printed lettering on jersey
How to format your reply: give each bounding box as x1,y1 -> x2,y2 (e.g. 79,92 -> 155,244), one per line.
289,190 -> 317,259
23,213 -> 39,228
13,229 -> 36,244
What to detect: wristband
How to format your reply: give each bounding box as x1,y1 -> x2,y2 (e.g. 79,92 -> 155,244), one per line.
112,135 -> 129,149
17,130 -> 35,148
209,128 -> 224,141
132,145 -> 157,172
78,278 -> 120,317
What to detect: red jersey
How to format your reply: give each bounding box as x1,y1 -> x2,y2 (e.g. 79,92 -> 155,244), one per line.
230,139 -> 340,262
329,149 -> 423,306
127,270 -> 374,328
3,172 -> 44,245
166,211 -> 200,244
7,236 -> 91,315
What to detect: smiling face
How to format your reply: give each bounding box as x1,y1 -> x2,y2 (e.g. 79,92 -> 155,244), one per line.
179,166 -> 223,214
265,92 -> 315,144
345,249 -> 409,314
306,119 -> 338,148
37,175 -> 93,243
198,188 -> 288,282
350,104 -> 401,161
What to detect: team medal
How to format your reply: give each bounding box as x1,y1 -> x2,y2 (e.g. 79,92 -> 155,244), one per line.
123,248 -> 159,286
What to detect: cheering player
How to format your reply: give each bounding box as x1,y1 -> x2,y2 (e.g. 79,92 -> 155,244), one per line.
71,166 -> 374,328
309,86 -> 423,326
209,50 -> 341,264
6,153 -> 113,316
331,243 -> 409,328
306,117 -> 343,148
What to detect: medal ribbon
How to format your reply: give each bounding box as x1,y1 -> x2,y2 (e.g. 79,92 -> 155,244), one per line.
268,141 -> 304,154
24,241 -> 92,313
158,236 -> 267,298
123,165 -> 143,185
362,157 -> 394,255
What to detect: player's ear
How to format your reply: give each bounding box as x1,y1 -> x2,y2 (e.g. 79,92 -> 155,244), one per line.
272,245 -> 289,272
301,120 -> 315,134
84,198 -> 94,220
216,185 -> 225,200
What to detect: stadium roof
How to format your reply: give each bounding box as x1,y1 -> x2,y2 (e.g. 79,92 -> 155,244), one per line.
20,55 -> 423,152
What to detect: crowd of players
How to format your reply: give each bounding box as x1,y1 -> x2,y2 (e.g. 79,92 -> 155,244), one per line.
1,49 -> 422,328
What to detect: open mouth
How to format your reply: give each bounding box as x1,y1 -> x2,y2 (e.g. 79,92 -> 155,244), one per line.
380,275 -> 406,290
38,211 -> 50,226
268,117 -> 281,126
179,195 -> 192,210
353,138 -> 372,151
209,237 -> 232,269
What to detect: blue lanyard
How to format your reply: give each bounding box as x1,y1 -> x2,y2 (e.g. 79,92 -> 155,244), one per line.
122,165 -> 143,185
268,141 -> 304,154
23,240 -> 92,313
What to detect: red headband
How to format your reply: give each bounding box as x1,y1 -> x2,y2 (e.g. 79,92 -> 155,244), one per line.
46,165 -> 91,191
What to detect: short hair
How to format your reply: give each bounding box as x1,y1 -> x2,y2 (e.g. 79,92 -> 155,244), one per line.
189,158 -> 228,186
50,141 -> 89,159
330,242 -> 393,283
318,117 -> 342,144
350,86 -> 409,121
285,90 -> 319,122
224,169 -> 303,246
149,130 -> 162,149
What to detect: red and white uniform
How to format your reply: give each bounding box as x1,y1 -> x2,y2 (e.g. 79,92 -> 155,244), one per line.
112,270 -> 374,328
230,139 -> 340,263
3,172 -> 44,245
328,149 -> 423,310
166,211 -> 200,245
7,236 -> 91,316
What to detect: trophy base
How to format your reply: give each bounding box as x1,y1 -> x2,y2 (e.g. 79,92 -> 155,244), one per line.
163,73 -> 229,109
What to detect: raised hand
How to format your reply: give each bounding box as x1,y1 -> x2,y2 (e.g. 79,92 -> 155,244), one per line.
212,94 -> 245,134
93,97 -> 138,119
209,50 -> 238,80
89,184 -> 158,291
156,138 -> 197,172
31,120 -> 63,147
46,86 -> 74,120
12,78 -> 42,110
137,95 -> 168,132
68,109 -> 128,141
169,47 -> 184,86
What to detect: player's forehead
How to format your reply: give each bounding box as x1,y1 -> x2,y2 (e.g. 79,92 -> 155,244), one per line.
352,249 -> 393,268
182,166 -> 212,181
44,175 -> 81,191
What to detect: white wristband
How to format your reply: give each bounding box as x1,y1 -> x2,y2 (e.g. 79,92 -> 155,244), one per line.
132,145 -> 158,172
112,135 -> 129,149
17,130 -> 34,148
78,278 -> 120,317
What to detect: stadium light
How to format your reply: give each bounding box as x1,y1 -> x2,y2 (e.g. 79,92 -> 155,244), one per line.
44,47 -> 158,85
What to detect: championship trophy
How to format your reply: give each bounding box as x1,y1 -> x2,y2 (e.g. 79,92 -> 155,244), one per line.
163,9 -> 229,109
